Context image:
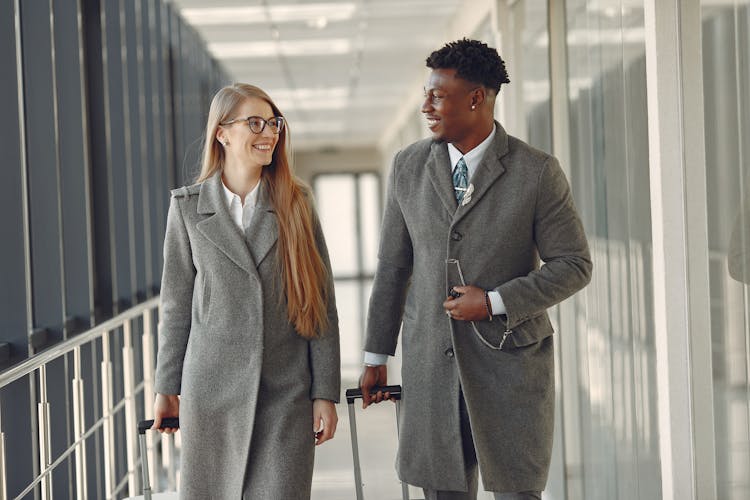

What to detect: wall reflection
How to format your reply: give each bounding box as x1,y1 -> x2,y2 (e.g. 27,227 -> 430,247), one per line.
558,1 -> 661,499
701,3 -> 750,499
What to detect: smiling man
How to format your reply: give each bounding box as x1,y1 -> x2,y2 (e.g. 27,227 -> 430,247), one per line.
359,39 -> 592,500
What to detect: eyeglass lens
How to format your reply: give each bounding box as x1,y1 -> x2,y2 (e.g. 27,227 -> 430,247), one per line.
247,116 -> 284,134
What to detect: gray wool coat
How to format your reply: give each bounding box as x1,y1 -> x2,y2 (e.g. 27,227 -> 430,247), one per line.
365,123 -> 592,493
154,172 -> 340,500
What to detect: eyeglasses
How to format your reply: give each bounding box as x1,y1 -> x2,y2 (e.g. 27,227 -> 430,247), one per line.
221,115 -> 285,134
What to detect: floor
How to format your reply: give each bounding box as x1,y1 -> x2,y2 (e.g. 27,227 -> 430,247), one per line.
149,373 -> 498,499
311,376 -> 498,500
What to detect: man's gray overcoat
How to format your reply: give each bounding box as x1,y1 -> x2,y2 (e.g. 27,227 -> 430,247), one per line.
365,123 -> 592,493
154,172 -> 340,499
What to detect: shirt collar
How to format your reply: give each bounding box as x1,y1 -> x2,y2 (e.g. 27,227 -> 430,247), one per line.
447,123 -> 497,169
221,176 -> 260,208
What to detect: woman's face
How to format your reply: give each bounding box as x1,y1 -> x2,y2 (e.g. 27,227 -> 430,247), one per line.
218,96 -> 281,169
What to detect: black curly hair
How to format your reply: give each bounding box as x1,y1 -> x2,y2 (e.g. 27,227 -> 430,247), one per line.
426,38 -> 510,93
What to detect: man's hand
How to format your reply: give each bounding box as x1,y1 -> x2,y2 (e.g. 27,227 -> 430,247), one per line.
313,399 -> 338,445
359,364 -> 392,409
443,285 -> 490,321
152,393 -> 180,434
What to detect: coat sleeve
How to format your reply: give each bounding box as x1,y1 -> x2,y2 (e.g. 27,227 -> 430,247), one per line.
364,151 -> 414,356
154,195 -> 196,395
496,157 -> 592,329
308,203 -> 342,402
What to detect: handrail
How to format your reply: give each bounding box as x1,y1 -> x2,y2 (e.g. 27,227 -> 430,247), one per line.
0,296 -> 159,388
0,296 -> 174,499
12,381 -> 145,500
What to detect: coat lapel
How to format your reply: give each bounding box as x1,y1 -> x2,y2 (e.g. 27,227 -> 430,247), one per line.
244,180 -> 278,266
452,123 -> 509,226
195,172 -> 256,276
426,142 -> 459,216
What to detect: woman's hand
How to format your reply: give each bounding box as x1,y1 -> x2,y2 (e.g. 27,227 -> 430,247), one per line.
312,399 -> 337,446
152,393 -> 180,434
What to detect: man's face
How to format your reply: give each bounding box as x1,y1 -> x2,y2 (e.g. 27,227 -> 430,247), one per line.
421,68 -> 478,149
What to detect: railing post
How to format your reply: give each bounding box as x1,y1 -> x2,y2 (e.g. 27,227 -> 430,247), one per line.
0,393 -> 7,500
101,331 -> 115,500
123,319 -> 138,497
142,310 -> 157,489
72,346 -> 87,500
37,365 -> 53,499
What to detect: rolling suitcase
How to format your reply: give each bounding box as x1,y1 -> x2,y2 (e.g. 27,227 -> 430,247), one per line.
346,385 -> 416,500
126,417 -> 180,500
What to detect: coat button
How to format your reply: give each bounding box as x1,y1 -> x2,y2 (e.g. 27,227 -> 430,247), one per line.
450,231 -> 462,241
444,348 -> 454,358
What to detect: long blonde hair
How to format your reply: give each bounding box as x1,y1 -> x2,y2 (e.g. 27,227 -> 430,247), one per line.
197,83 -> 329,339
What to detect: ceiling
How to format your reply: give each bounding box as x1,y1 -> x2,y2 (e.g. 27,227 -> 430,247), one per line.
168,0 -> 465,151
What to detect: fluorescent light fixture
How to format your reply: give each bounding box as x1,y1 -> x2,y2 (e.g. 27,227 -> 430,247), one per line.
209,39 -> 351,58
268,87 -> 350,111
181,3 -> 356,26
287,121 -> 347,134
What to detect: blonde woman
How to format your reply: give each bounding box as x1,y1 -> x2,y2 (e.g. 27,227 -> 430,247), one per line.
151,83 -> 340,499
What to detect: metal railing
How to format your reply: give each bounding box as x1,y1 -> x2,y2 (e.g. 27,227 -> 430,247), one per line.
0,297 -> 178,499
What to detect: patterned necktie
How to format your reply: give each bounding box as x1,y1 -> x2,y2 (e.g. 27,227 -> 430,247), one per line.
452,157 -> 469,203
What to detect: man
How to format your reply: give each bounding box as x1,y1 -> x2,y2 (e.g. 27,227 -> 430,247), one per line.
359,39 -> 592,500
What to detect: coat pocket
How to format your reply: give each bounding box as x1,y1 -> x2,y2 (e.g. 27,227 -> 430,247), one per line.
506,313 -> 554,348
195,272 -> 212,325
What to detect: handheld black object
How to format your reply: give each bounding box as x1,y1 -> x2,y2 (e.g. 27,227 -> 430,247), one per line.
345,385 -> 402,404
448,287 -> 463,298
138,417 -> 179,434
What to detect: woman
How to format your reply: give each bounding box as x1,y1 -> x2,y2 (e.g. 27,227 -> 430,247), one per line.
151,83 -> 340,499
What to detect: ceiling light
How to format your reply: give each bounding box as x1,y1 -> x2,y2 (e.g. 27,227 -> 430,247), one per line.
268,87 -> 350,111
181,3 -> 356,26
209,39 -> 351,58
307,16 -> 329,29
289,121 -> 347,134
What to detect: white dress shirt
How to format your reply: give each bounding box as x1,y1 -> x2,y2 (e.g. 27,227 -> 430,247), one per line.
363,126 -> 507,366
221,178 -> 260,231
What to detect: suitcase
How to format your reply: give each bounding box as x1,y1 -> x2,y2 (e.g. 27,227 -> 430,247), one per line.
345,385 -> 415,500
125,417 -> 180,500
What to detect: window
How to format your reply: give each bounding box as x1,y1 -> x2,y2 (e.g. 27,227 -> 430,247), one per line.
313,173 -> 381,378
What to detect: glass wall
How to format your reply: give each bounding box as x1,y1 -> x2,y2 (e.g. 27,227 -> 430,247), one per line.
701,2 -> 750,499
313,173 -> 381,379
562,1 -> 660,499
0,0 -> 227,497
519,1 -> 552,152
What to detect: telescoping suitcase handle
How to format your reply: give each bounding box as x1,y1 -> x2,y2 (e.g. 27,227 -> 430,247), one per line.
346,385 -> 409,500
345,385 -> 402,404
136,418 -> 179,500
138,417 -> 179,434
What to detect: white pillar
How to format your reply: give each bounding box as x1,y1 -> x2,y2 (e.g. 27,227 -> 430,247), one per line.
644,0 -> 716,498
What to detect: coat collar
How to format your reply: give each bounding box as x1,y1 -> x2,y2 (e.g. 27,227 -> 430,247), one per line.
195,171 -> 277,276
244,179 -> 278,267
426,141 -> 459,215
427,121 -> 510,222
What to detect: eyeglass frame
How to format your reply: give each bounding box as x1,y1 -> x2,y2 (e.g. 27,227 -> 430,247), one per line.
220,115 -> 285,134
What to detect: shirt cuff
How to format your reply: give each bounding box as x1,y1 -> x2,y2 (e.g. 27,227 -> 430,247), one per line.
363,351 -> 389,366
488,291 -> 506,315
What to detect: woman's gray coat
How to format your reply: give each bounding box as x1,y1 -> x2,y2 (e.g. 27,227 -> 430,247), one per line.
365,124 -> 591,493
154,172 -> 340,499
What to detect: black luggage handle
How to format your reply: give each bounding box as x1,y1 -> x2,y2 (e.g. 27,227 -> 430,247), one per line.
345,385 -> 402,404
138,417 -> 179,434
